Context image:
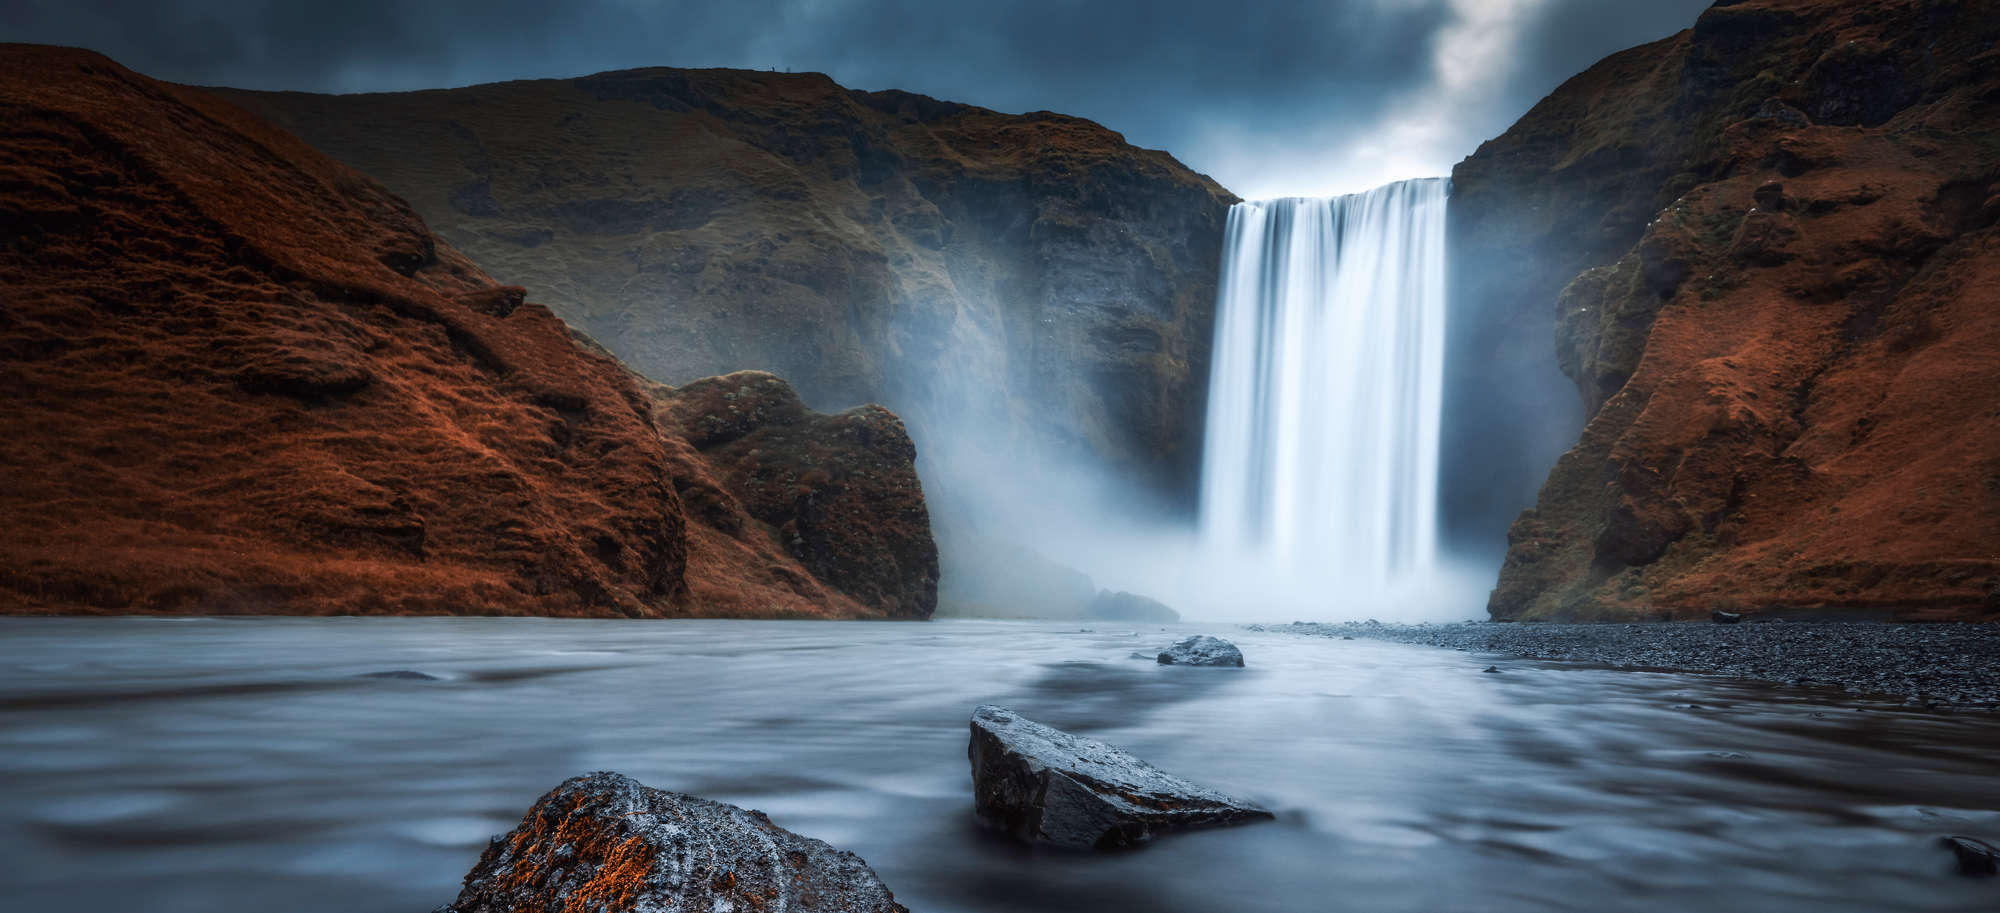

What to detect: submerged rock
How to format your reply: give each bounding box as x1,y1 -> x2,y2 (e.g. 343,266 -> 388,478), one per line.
1940,835 -> 1999,877
967,705 -> 1270,849
358,670 -> 438,681
1157,635 -> 1245,667
443,772 -> 906,913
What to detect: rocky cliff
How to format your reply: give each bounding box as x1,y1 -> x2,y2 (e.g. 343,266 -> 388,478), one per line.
219,71 -> 1236,503
0,45 -> 934,619
1457,0 -> 2000,620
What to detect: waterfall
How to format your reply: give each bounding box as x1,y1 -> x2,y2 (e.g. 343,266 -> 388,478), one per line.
1198,178 -> 1448,596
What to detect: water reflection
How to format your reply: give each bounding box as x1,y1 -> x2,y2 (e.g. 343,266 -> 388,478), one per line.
0,618 -> 1995,912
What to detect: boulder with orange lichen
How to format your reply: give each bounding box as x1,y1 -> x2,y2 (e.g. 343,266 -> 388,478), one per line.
442,772 -> 907,913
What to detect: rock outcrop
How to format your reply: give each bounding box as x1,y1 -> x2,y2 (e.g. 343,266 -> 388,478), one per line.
1089,590 -> 1181,623
0,45 -> 934,619
1156,635 -> 1244,667
219,70 -> 1237,502
443,772 -> 907,913
1456,0 -> 2000,620
968,705 -> 1270,849
654,371 -> 937,619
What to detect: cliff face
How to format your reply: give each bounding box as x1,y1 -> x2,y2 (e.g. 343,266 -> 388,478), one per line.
0,45 -> 934,619
1456,0 -> 2000,620
219,71 -> 1236,500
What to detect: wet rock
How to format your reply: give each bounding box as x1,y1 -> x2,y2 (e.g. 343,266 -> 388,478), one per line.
1939,835 -> 1999,877
443,771 -> 906,913
1712,611 -> 1743,625
967,705 -> 1271,849
1482,666 -> 1503,674
358,670 -> 438,681
1157,635 -> 1244,667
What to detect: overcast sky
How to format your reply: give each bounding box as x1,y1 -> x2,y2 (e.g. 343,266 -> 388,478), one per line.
4,0 -> 1713,198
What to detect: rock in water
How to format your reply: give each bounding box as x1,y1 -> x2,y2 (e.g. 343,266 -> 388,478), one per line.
1940,835 -> 2000,877
1157,635 -> 1245,667
443,772 -> 907,913
967,705 -> 1271,849
1712,611 -> 1743,625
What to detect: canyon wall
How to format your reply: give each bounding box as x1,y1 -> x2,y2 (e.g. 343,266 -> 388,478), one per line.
1454,0 -> 2000,619
0,45 -> 935,619
220,72 -> 1236,506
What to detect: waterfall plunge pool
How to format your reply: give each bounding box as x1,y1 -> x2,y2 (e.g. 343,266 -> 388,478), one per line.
2,617 -> 1996,912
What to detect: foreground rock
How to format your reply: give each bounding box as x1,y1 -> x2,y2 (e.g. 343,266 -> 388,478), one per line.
967,705 -> 1270,848
1941,836 -> 2000,877
1157,635 -> 1245,667
443,772 -> 906,913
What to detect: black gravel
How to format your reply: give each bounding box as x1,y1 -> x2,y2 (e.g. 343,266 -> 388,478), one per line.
1252,621 -> 2000,709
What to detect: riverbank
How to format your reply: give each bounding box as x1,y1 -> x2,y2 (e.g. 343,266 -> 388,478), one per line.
1253,621 -> 2000,709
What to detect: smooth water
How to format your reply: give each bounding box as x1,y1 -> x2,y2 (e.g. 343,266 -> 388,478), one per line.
1200,180 -> 1449,594
2,618 -> 1997,913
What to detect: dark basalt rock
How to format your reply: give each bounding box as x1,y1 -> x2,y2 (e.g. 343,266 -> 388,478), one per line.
443,772 -> 907,913
967,705 -> 1270,849
1157,635 -> 1245,667
1940,835 -> 1999,877
1712,611 -> 1743,625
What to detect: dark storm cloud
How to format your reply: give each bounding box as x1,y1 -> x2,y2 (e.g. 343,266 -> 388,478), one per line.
2,0 -> 1715,196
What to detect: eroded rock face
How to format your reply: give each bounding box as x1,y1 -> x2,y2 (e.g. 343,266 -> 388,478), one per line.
967,705 -> 1270,849
0,45 -> 936,620
444,772 -> 907,913
1091,590 -> 1181,623
221,71 -> 1236,504
655,371 -> 938,620
1157,635 -> 1244,667
1457,0 -> 2000,620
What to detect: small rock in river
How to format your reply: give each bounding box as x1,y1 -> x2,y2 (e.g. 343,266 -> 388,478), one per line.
968,705 -> 1271,849
358,670 -> 438,680
1712,610 -> 1743,624
1157,635 -> 1245,667
442,771 -> 907,912
1482,666 -> 1502,674
1940,835 -> 2000,877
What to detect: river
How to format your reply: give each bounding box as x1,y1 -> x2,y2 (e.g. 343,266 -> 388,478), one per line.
2,618 -> 1995,912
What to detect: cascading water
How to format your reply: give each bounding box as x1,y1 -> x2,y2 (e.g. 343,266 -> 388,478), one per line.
1198,178 -> 1449,600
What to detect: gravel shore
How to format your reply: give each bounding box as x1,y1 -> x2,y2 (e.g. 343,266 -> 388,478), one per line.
1252,621 -> 2000,709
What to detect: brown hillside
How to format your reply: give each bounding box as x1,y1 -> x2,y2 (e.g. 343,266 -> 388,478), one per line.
1456,0 -> 2000,620
0,45 -> 934,618
218,70 -> 1236,499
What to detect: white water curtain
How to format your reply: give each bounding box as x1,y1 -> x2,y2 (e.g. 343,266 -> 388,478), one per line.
1199,178 -> 1449,590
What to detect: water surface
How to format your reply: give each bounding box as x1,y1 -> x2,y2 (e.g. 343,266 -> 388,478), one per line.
2,618 -> 1996,912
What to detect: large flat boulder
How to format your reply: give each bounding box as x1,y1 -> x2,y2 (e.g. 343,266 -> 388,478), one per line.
967,705 -> 1271,849
443,772 -> 906,913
